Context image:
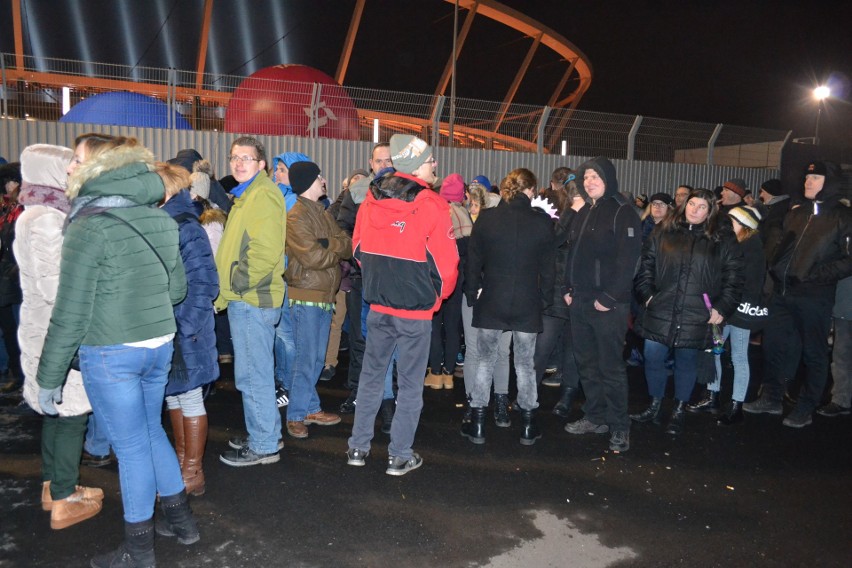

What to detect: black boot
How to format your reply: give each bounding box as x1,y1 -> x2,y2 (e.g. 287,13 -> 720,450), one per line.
494,393 -> 511,428
717,401 -> 743,426
688,390 -> 720,414
379,398 -> 395,434
462,395 -> 472,424
552,386 -> 578,418
91,518 -> 155,568
629,397 -> 663,424
155,490 -> 199,545
665,400 -> 687,435
461,407 -> 486,444
519,408 -> 542,446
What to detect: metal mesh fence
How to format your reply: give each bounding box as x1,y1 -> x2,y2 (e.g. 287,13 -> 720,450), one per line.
1,52 -> 790,167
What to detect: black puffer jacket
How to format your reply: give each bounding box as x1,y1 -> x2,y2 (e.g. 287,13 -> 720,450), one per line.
635,222 -> 743,349
465,194 -> 555,333
727,234 -> 768,330
768,164 -> 852,297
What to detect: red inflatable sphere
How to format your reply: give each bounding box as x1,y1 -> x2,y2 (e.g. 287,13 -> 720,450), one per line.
225,64 -> 359,140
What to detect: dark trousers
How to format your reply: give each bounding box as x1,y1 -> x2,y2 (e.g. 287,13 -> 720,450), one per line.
570,300 -> 630,431
0,303 -> 21,376
214,310 -> 232,356
42,414 -> 88,500
761,293 -> 834,412
345,282 -> 366,391
428,278 -> 463,372
534,314 -> 580,388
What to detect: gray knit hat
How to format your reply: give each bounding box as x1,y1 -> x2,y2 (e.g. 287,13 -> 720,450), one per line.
389,134 -> 433,174
190,171 -> 210,200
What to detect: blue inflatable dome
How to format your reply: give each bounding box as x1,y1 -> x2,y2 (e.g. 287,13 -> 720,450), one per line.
60,91 -> 192,129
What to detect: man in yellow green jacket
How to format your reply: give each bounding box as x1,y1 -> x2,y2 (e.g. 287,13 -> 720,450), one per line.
216,137 -> 287,467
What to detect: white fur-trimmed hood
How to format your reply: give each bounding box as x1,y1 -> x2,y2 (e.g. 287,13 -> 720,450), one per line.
66,141 -> 155,199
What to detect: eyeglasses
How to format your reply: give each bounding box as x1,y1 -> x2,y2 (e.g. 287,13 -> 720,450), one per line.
228,155 -> 260,164
650,202 -> 668,208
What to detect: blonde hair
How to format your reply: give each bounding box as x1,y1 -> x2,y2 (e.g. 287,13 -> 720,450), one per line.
499,168 -> 537,203
154,161 -> 191,199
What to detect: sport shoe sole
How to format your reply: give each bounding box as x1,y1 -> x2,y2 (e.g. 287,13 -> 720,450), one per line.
346,449 -> 369,466
564,421 -> 609,435
816,404 -> 851,417
782,415 -> 813,428
386,454 -> 423,476
742,403 -> 783,415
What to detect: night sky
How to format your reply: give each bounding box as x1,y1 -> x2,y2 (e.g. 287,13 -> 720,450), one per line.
2,0 -> 850,156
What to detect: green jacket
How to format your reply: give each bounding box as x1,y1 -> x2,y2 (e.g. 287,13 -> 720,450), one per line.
214,171 -> 286,310
37,143 -> 187,389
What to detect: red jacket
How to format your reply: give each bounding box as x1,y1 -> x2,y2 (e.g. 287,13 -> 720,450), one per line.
353,174 -> 459,320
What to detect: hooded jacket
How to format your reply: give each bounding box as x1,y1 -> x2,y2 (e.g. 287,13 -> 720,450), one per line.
272,152 -> 311,212
353,173 -> 459,320
566,157 -> 642,308
768,163 -> 852,297
16,151 -> 91,416
214,170 -> 286,311
162,189 -> 219,396
37,143 -> 187,390
465,193 -> 555,333
635,220 -> 743,349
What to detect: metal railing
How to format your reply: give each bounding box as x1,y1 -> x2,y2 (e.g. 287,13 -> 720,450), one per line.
1,52 -> 790,167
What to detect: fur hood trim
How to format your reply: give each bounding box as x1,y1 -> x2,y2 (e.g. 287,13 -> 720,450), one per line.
67,142 -> 155,199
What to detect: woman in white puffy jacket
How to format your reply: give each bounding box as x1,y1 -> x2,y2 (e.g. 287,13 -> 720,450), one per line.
16,144 -> 103,529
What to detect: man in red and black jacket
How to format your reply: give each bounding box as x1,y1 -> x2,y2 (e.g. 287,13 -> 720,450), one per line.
346,134 -> 458,476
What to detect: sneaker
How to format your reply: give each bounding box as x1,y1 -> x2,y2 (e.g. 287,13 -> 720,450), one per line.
304,410 -> 341,426
228,435 -> 284,451
743,396 -> 783,415
339,393 -> 357,414
541,371 -> 562,388
219,446 -> 280,467
81,451 -> 113,468
346,447 -> 370,467
782,408 -> 813,428
286,421 -> 309,439
816,402 -> 852,417
456,351 -> 465,366
564,418 -> 609,435
609,430 -> 630,453
276,386 -> 290,408
319,365 -> 336,382
386,453 -> 423,476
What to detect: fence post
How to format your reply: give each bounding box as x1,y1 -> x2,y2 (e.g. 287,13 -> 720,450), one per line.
627,115 -> 643,161
432,95 -> 445,149
536,106 -> 552,155
779,130 -> 793,169
707,123 -> 723,166
0,55 -> 7,118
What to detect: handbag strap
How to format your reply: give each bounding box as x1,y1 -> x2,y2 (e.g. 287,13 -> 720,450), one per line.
100,211 -> 170,283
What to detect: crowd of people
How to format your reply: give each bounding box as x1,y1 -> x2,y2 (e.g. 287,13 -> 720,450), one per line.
0,131 -> 849,567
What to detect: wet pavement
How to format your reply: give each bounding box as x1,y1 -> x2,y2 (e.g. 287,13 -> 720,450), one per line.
2,347 -> 851,567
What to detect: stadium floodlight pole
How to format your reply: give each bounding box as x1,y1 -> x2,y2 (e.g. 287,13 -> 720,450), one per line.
813,85 -> 830,146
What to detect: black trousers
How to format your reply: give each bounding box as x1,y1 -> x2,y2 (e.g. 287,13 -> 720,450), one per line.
760,292 -> 834,412
534,314 -> 580,389
345,281 -> 366,391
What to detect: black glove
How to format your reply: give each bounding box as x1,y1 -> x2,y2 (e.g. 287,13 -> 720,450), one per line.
317,238 -> 329,249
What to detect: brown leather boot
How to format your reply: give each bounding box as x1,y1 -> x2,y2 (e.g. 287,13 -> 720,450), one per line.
424,368 -> 443,390
169,408 -> 186,469
182,414 -> 207,497
42,481 -> 104,511
50,492 -> 102,529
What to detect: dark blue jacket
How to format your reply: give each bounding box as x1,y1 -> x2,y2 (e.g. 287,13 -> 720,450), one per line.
163,190 -> 220,396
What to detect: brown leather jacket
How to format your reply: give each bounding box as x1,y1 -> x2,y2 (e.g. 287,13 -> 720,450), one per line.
285,196 -> 352,304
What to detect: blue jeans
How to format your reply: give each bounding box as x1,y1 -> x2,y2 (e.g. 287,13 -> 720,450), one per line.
274,288 -> 295,390
711,325 -> 751,402
84,411 -> 111,456
644,340 -> 698,402
229,301 -> 281,454
362,299 -> 395,400
80,342 -> 183,523
286,304 -> 332,422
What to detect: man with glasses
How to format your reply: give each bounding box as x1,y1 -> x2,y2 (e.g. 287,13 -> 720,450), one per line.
216,137 -> 287,467
281,161 -> 351,439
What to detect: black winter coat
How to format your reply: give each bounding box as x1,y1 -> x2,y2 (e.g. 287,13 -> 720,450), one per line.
465,194 -> 555,333
635,222 -> 743,349
727,234 -> 768,330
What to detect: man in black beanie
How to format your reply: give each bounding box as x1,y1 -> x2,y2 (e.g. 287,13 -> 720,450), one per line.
282,162 -> 352,440
745,161 -> 852,427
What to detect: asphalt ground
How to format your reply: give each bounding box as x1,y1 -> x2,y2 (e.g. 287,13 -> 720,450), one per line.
2,344 -> 850,567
